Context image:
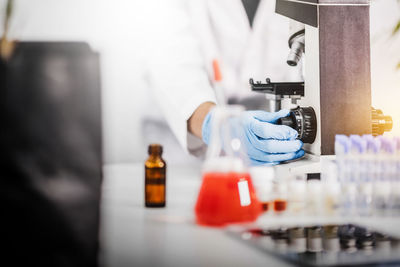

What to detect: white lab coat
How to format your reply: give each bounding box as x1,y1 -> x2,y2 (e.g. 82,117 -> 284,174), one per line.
146,0 -> 301,154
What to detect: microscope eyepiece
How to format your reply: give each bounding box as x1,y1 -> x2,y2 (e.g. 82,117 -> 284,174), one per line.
287,31 -> 305,67
287,38 -> 304,67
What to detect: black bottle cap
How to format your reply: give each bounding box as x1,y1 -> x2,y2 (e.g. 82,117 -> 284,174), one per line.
148,144 -> 163,155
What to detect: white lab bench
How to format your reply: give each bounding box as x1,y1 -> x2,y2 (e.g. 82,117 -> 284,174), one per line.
100,163 -> 400,267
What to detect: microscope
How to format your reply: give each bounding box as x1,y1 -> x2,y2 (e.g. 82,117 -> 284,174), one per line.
250,0 -> 393,177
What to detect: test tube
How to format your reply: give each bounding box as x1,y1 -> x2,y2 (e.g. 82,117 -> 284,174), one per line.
323,225 -> 340,252
394,137 -> 400,216
352,135 -> 371,217
381,137 -> 397,182
321,158 -> 340,216
363,135 -> 378,182
271,228 -> 289,253
364,136 -> 382,217
306,179 -> 323,216
335,135 -> 351,155
335,135 -> 351,216
249,166 -> 274,213
289,227 -> 307,253
383,137 -> 400,216
350,135 -> 371,216
364,135 -> 383,217
288,175 -> 307,215
340,135 -> 364,217
307,226 -> 323,253
375,137 -> 395,216
323,225 -> 340,263
335,135 -> 350,180
349,135 -> 367,184
273,181 -> 288,214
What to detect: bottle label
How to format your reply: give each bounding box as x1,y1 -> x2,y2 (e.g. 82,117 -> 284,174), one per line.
238,180 -> 251,207
145,167 -> 166,206
145,167 -> 166,184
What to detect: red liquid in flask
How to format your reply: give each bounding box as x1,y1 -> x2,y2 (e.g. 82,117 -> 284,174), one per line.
195,172 -> 261,227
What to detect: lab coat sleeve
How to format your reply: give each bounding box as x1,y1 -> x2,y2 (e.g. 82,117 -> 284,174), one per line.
145,0 -> 216,153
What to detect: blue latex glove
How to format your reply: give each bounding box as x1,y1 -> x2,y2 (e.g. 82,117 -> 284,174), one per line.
202,109 -> 305,166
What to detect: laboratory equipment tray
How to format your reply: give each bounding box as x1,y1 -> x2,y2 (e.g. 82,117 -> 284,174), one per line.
227,224 -> 400,266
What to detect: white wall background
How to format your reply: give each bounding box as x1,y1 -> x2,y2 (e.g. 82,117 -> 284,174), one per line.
1,0 -> 399,164
1,0 -> 171,164
370,0 -> 400,137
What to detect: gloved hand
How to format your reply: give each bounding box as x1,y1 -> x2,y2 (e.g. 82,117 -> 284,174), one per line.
202,109 -> 305,165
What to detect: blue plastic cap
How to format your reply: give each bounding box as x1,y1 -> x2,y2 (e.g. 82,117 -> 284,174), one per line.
372,137 -> 382,154
335,135 -> 350,154
363,135 -> 380,154
362,134 -> 374,142
380,137 -> 396,154
350,135 -> 367,154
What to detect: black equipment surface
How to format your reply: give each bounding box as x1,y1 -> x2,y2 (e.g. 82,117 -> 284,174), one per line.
0,42 -> 102,266
228,224 -> 400,267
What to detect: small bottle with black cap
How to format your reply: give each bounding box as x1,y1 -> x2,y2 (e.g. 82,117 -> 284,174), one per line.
145,144 -> 166,208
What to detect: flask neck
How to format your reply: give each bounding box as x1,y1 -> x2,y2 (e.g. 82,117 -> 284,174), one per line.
204,106 -> 247,169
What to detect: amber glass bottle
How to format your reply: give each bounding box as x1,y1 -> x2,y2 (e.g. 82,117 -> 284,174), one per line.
145,144 -> 166,207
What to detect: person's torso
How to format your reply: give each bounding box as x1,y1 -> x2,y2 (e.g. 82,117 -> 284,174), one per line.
187,0 -> 302,99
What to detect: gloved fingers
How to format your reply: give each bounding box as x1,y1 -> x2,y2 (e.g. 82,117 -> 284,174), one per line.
250,149 -> 305,163
249,159 -> 278,166
251,120 -> 298,140
292,149 -> 305,160
250,138 -> 303,153
249,109 -> 290,123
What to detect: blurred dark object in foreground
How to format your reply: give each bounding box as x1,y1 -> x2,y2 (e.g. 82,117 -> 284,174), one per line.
0,42 -> 102,266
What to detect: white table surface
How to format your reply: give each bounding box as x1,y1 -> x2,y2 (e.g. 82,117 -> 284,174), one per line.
100,163 -> 400,267
100,163 -> 294,267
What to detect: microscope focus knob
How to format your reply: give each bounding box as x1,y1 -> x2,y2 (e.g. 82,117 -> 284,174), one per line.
371,108 -> 393,136
300,107 -> 317,144
278,116 -> 295,128
277,107 -> 317,144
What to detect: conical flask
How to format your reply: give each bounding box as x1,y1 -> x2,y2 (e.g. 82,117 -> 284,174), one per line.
195,105 -> 261,226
